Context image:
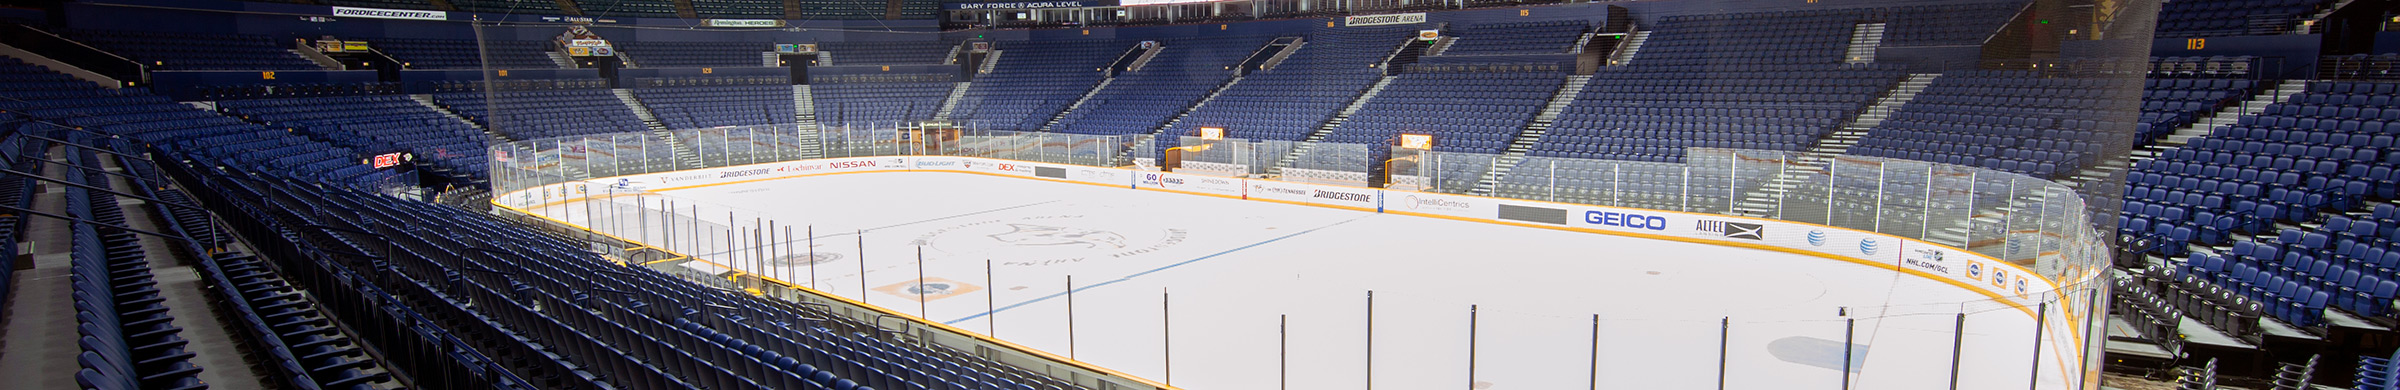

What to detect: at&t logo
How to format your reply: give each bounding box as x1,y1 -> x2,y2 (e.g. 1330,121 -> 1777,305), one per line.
1858,238 -> 1880,255
1805,229 -> 1826,247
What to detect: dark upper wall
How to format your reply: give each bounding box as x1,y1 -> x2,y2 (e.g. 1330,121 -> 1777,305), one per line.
63,0 -> 941,38
55,0 -> 2206,75
65,0 -> 2018,43
967,0 -> 2033,43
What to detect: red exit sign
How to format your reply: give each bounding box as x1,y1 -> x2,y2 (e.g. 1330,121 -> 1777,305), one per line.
370,153 -> 405,168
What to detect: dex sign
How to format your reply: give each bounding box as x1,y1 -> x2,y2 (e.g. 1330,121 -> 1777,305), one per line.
1398,133 -> 1434,150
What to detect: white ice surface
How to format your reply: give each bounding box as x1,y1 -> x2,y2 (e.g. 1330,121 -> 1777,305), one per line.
539,171 -> 2081,390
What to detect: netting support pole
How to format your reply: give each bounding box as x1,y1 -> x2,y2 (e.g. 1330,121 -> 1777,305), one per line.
691,205 -> 701,267
753,217 -> 764,277
1843,318 -> 1855,390
728,212 -> 737,271
1066,275 -> 1077,360
1828,160 -> 1838,224
1874,165 -> 1887,233
1923,165 -> 1935,241
986,259 -> 996,336
1467,304 -> 1478,390
2001,178 -> 2018,256
1774,154 -> 1787,220
857,230 -> 866,299
2028,302 -> 2048,390
1717,317 -> 1728,390
807,225 -> 817,289
1966,171 -> 1979,248
665,200 -> 676,255
1949,312 -> 1966,390
2077,288 -> 2101,390
638,195 -> 649,250
1590,314 -> 1599,390
1163,289 -> 1172,386
779,224 -> 790,288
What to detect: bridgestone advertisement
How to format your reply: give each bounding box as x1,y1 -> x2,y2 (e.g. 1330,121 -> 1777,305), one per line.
1344,13 -> 1427,27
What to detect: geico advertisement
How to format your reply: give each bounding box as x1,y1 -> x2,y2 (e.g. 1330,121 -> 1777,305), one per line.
1569,206 -> 1683,235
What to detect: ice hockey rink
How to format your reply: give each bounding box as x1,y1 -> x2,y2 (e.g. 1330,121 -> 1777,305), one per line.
532,170 -> 2085,390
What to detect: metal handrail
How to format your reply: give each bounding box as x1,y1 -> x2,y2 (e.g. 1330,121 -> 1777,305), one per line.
12,24 -> 139,64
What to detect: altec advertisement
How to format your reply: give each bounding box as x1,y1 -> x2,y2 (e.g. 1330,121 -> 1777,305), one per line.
515,156 -> 2064,301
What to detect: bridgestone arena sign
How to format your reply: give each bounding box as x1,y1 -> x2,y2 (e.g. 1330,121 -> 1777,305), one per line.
1344,13 -> 1426,27
330,7 -> 447,21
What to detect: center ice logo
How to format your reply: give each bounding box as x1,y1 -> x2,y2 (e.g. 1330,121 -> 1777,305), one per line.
909,282 -> 956,295
988,224 -> 1128,248
872,277 -> 984,302
769,252 -> 841,266
914,215 -> 1189,267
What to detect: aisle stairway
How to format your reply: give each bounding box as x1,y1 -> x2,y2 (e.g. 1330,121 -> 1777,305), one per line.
1471,74 -> 1594,194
